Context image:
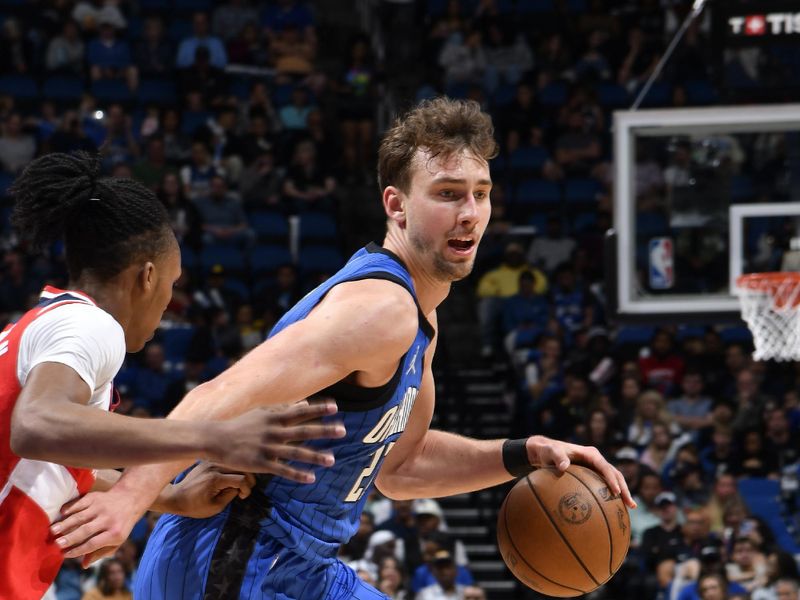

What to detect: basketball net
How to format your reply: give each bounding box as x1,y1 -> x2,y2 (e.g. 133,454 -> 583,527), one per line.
735,272 -> 800,361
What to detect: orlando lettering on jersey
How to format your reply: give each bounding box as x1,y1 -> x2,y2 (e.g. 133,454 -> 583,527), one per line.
136,243 -> 436,600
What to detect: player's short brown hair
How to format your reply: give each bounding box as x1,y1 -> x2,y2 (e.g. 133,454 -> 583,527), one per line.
378,97 -> 498,193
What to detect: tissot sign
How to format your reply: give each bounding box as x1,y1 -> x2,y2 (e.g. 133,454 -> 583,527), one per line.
716,1 -> 800,46
728,13 -> 800,36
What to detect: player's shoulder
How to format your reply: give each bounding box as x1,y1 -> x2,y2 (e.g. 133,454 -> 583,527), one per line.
33,300 -> 123,341
325,278 -> 420,346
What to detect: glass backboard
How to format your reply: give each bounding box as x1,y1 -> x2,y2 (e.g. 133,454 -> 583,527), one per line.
611,104 -> 800,322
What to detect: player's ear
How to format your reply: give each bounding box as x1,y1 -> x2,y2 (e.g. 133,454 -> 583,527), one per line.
137,261 -> 156,294
383,186 -> 406,228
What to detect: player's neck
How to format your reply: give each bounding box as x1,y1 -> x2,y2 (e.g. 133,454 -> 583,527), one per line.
382,233 -> 450,314
70,277 -> 132,332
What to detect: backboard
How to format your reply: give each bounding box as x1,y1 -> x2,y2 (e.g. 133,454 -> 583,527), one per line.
610,103 -> 800,323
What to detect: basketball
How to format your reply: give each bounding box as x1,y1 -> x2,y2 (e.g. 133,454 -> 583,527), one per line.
497,464 -> 630,597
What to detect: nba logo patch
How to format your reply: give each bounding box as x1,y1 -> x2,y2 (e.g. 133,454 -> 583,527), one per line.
649,237 -> 674,289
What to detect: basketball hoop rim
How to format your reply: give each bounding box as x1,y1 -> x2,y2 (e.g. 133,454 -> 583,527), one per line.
735,272 -> 800,293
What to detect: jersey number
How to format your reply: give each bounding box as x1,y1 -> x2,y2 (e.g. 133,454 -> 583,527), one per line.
344,442 -> 395,503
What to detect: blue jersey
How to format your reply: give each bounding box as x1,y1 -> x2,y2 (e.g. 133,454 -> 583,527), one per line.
136,243 -> 434,600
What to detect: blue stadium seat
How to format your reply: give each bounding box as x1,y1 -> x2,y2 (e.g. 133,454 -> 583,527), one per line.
636,211 -> 669,237
415,84 -> 438,103
249,211 -> 289,242
181,110 -> 210,135
138,79 -> 177,106
0,171 -> 15,198
299,245 -> 344,274
91,79 -> 132,104
539,82 -> 567,107
200,244 -> 246,273
571,212 -> 597,233
222,278 -> 250,303
445,82 -> 470,99
564,178 -> 603,204
160,326 -> 195,364
492,83 -> 516,108
272,83 -> 294,107
684,79 -> 717,105
636,81 -> 672,107
614,326 -> 655,347
168,19 -> 192,43
0,75 -> 37,101
738,478 -> 780,499
174,0 -> 213,12
597,82 -> 629,108
250,244 -> 292,275
300,212 -> 337,242
730,174 -> 755,202
719,326 -> 752,344
675,326 -> 706,341
528,213 -> 549,233
514,180 -> 560,204
509,146 -> 548,172
179,245 -> 199,271
42,76 -> 84,103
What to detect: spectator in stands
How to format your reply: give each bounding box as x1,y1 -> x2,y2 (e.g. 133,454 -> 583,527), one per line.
501,270 -> 549,341
114,539 -> 139,588
482,23 -> 532,93
703,474 -> 741,537
195,175 -> 254,247
181,141 -> 222,201
0,249 -> 41,315
279,87 -> 315,132
617,26 -> 662,94
227,22 -> 270,66
639,329 -> 685,396
630,470 -> 664,548
213,0 -> 259,42
158,172 -> 202,250
730,368 -> 771,435
80,558 -> 131,600
699,426 -> 736,481
240,109 -> 277,165
240,83 -> 281,135
412,532 -> 473,597
498,82 -> 542,151
731,429 -> 771,478
539,374 -> 596,440
726,536 -> 768,594
134,136 -> 176,191
554,108 -> 605,178
417,550 -> 466,600
0,18 -> 33,75
339,511 -> 376,563
0,113 -> 36,173
550,263 -> 591,336
640,420 -> 681,474
135,16 -> 174,77
668,370 -> 714,437
270,23 -> 317,79
125,342 -> 172,415
45,19 -> 85,75
49,110 -> 97,154
87,14 -> 138,90
262,0 -> 316,45
179,46 -> 229,108
240,149 -> 284,208
281,139 -> 336,213
574,30 -> 612,82
762,407 -> 800,472
376,556 -> 409,600
208,105 -> 246,181
527,216 -> 576,274
176,12 -> 227,70
752,553 -> 800,600
536,32 -> 573,85
696,572 -> 731,600
160,108 -> 191,165
614,446 -> 643,496
162,354 -> 207,416
71,1 -> 126,32
101,104 -> 140,167
337,35 -> 377,181
439,29 -> 486,88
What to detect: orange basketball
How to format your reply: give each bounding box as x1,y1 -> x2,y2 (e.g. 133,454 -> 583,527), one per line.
497,464 -> 631,597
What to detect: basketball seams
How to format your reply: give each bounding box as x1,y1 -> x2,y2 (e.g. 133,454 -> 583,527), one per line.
499,494 -> 588,596
564,468 -> 614,580
524,474 -> 601,588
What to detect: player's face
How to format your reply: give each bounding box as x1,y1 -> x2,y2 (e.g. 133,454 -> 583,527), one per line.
128,241 -> 181,352
404,148 -> 491,282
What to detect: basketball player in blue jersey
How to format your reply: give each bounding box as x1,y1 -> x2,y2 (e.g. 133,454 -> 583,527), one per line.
53,98 -> 637,599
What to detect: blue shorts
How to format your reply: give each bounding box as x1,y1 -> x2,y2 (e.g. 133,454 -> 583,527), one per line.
135,512 -> 389,600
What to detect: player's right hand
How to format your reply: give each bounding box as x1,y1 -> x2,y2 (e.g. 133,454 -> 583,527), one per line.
207,399 -> 346,482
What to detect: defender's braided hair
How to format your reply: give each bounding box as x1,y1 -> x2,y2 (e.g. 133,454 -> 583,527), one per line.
10,152 -> 174,281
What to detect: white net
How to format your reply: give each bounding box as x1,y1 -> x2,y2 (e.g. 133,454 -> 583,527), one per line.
735,273 -> 800,362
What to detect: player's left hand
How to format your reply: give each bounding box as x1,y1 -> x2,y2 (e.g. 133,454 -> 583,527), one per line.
525,435 -> 637,510
161,461 -> 257,519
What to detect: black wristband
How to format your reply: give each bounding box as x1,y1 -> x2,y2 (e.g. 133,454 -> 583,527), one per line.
502,438 -> 533,478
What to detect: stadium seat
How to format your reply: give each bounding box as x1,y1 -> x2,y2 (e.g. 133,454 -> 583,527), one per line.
179,245 -> 199,272
719,326 -> 752,344
222,278 -> 250,303
528,213 -> 549,233
684,79 -> 717,105
597,82 -> 629,108
168,19 -> 192,43
492,83 -> 516,109
138,79 -> 177,106
173,0 -> 213,13
0,171 -> 14,199
415,84 -> 438,103
614,326 -> 655,347
0,74 -> 37,101
738,478 -> 780,499
675,326 -> 707,341
249,211 -> 289,242
570,212 -> 597,233
91,79 -> 132,104
230,77 -> 252,100
250,244 -> 292,275
181,110 -> 210,135
299,212 -> 338,243
42,76 -> 84,103
730,174 -> 755,202
299,245 -> 345,274
636,211 -> 669,237
564,178 -> 603,204
509,147 -> 548,173
160,326 -> 195,364
635,81 -> 672,107
200,244 -> 246,274
445,82 -> 470,100
272,84 -> 294,107
514,180 -> 560,205
539,82 -> 568,107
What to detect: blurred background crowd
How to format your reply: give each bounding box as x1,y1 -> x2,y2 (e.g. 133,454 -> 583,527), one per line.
0,0 -> 799,599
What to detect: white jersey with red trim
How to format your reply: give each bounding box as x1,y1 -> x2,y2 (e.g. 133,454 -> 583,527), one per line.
0,286 -> 125,599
